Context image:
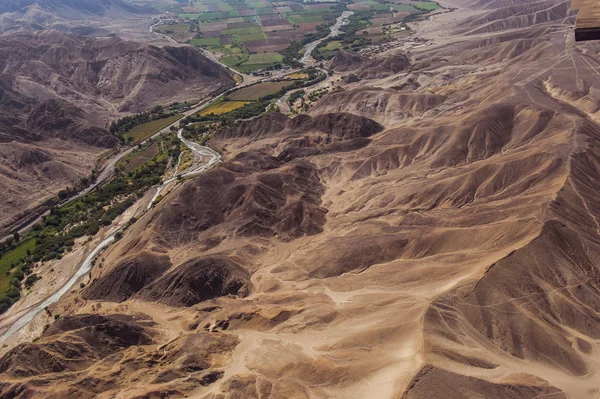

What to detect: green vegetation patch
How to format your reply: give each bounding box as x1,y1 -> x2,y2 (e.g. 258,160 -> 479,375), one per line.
229,81 -> 292,101
125,115 -> 183,144
0,239 -> 36,295
179,13 -> 202,19
245,52 -> 283,64
119,143 -> 159,174
198,11 -> 222,20
414,1 -> 440,10
390,3 -> 419,12
238,32 -> 267,42
221,25 -> 263,35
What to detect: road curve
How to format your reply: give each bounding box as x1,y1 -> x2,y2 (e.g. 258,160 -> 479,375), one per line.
0,132 -> 222,343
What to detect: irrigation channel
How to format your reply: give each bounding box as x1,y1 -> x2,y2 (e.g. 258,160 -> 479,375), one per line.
0,10 -> 351,343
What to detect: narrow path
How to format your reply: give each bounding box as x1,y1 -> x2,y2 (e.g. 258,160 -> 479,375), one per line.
0,22 -> 339,342
0,131 -> 220,343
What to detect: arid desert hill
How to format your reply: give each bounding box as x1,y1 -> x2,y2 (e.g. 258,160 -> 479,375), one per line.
2,0 -> 600,398
0,0 -> 155,34
0,29 -> 234,235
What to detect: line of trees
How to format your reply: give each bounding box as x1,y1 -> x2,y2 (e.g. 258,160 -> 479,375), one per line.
109,105 -> 176,142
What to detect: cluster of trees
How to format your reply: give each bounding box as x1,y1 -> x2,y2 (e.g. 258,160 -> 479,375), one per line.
287,89 -> 306,105
57,169 -> 100,201
184,68 -> 326,125
0,135 -> 182,315
279,3 -> 347,66
313,10 -> 377,60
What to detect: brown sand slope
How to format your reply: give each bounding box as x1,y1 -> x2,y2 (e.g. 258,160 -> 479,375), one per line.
4,0 -> 600,397
0,29 -> 234,231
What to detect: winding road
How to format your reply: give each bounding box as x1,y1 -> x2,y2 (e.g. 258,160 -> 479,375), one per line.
0,10 -> 350,343
0,129 -> 221,343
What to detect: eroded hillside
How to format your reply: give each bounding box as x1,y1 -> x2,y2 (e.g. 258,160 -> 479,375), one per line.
0,29 -> 234,232
2,0 -> 600,398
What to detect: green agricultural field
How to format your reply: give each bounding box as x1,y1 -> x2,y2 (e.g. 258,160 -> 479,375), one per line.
256,7 -> 274,14
229,81 -> 292,101
221,25 -> 263,35
198,11 -> 222,20
244,52 -> 283,64
0,239 -> 36,295
219,45 -> 251,68
414,1 -> 440,10
359,0 -> 391,11
321,40 -> 342,51
390,3 -> 420,12
125,115 -> 183,144
236,52 -> 283,72
179,13 -> 201,19
119,143 -> 160,174
238,32 -> 266,42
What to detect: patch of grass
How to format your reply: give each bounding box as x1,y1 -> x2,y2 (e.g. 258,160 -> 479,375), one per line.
231,52 -> 283,72
0,239 -> 36,295
289,14 -> 324,23
229,81 -> 292,101
256,7 -> 273,14
321,40 -> 342,51
118,143 -> 159,174
199,100 -> 252,116
219,2 -> 233,11
221,25 -> 263,35
178,13 -> 201,19
198,11 -> 222,20
390,3 -> 419,12
238,32 -> 266,42
414,1 -> 440,10
244,52 -> 283,64
124,115 -> 183,144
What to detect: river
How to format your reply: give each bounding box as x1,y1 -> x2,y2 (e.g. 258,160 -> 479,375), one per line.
0,16 -> 344,343
0,130 -> 221,343
300,10 -> 354,65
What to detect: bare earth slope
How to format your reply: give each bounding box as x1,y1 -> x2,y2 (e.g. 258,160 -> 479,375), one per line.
0,29 -> 234,232
0,0 -> 155,35
3,0 -> 600,398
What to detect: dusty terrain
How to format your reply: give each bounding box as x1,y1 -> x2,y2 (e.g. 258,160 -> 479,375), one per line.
3,0 -> 600,398
0,29 -> 234,233
0,0 -> 157,40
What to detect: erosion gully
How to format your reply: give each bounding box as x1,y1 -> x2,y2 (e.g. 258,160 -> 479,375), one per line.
0,10 -> 350,343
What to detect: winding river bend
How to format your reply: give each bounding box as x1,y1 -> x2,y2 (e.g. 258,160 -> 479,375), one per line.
300,10 -> 354,64
0,130 -> 221,343
0,12 -> 347,343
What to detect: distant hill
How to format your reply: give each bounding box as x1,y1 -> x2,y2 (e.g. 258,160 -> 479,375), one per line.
0,0 -> 148,15
0,29 -> 234,229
